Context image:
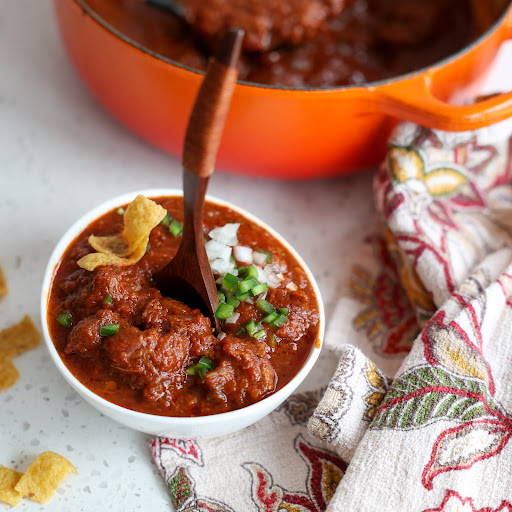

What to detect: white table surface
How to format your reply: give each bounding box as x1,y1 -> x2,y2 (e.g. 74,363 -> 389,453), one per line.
1,2 -> 511,510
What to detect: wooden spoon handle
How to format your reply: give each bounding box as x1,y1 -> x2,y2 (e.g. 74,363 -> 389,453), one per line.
183,28 -> 244,178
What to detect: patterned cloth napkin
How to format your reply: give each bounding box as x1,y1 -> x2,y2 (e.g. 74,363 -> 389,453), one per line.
152,115 -> 512,511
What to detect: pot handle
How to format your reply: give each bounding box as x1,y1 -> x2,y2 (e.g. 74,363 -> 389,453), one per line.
374,16 -> 512,131
376,78 -> 512,131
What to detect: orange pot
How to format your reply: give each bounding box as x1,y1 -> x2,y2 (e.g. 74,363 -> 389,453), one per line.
54,0 -> 512,179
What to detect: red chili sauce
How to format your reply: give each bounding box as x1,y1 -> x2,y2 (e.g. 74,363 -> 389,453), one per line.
82,0 -> 507,87
48,197 -> 320,417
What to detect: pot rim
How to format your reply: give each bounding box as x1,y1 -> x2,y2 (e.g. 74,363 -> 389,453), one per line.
73,0 -> 512,92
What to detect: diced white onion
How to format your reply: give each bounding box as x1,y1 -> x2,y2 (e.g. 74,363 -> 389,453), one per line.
210,258 -> 237,276
262,265 -> 285,289
205,239 -> 232,262
208,223 -> 240,246
225,312 -> 240,324
206,223 -> 286,298
256,265 -> 267,282
255,290 -> 267,301
286,282 -> 298,291
252,251 -> 267,266
233,245 -> 253,264
266,273 -> 282,289
217,331 -> 227,340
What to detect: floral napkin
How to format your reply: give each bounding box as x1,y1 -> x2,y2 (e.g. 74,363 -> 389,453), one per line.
152,115 -> 512,511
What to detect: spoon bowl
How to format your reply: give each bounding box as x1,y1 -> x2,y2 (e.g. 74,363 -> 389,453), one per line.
154,172 -> 220,331
154,28 -> 244,333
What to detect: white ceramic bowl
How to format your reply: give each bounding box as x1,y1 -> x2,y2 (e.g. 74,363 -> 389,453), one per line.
41,189 -> 324,438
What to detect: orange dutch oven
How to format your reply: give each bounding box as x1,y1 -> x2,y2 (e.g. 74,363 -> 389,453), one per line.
55,0 -> 512,179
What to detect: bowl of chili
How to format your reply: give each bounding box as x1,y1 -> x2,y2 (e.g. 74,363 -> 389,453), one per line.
54,0 -> 512,178
41,189 -> 324,438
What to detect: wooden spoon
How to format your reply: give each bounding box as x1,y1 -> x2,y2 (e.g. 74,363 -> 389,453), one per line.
154,28 -> 244,334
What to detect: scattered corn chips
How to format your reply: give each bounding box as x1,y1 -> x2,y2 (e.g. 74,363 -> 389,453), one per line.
0,358 -> 20,392
13,452 -> 77,504
0,467 -> 23,506
78,195 -> 166,271
0,264 -> 7,297
0,315 -> 42,359
0,315 -> 41,392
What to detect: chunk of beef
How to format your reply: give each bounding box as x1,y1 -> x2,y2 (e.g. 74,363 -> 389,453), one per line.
65,309 -> 127,358
60,264 -> 157,325
97,297 -> 219,403
203,335 -> 276,407
142,297 -> 218,356
101,324 -> 190,401
267,287 -> 319,342
142,331 -> 191,402
181,0 -> 351,52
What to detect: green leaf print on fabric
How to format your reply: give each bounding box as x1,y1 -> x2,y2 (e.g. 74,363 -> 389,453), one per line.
370,366 -> 502,431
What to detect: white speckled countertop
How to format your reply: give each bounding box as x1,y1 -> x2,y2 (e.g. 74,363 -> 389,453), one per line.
1,2 -> 511,510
